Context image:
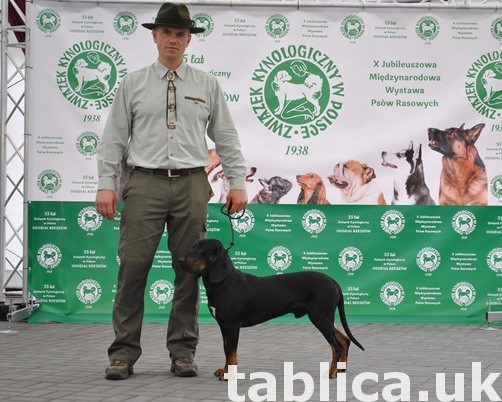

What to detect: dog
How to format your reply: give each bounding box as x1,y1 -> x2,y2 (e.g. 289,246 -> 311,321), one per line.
482,68 -> 502,103
272,70 -> 323,119
250,176 -> 293,204
428,123 -> 487,205
211,167 -> 257,203
381,142 -> 435,205
296,172 -> 330,204
74,58 -> 112,95
179,239 -> 364,380
328,160 -> 387,205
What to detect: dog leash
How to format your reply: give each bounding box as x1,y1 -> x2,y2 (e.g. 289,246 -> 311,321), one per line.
220,204 -> 245,251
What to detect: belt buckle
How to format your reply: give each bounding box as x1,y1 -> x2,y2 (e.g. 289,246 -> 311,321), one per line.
167,169 -> 180,178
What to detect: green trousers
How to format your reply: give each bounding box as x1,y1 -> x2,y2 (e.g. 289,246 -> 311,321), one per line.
107,169 -> 212,366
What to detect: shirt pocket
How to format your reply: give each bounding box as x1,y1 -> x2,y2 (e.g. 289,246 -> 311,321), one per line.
183,96 -> 210,119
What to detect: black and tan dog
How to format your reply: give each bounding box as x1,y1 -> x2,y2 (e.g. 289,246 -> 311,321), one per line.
179,239 -> 364,380
428,123 -> 487,205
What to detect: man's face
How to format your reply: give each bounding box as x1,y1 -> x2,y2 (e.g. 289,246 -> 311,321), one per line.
153,26 -> 191,67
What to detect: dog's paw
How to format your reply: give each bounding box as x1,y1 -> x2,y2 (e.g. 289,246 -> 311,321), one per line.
214,368 -> 227,381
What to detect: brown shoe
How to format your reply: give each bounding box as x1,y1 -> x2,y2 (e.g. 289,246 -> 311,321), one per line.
105,359 -> 133,380
171,357 -> 198,377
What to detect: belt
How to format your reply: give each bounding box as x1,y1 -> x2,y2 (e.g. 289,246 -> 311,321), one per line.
134,166 -> 204,178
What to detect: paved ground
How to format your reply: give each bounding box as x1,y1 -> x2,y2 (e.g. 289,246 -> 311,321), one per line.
0,320 -> 501,402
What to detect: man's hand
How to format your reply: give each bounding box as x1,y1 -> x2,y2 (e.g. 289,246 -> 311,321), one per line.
95,189 -> 118,220
225,189 -> 248,215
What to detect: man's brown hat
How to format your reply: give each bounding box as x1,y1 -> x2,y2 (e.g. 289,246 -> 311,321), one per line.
142,2 -> 205,33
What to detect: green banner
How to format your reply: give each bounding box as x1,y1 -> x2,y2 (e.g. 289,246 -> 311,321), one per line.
28,202 -> 502,324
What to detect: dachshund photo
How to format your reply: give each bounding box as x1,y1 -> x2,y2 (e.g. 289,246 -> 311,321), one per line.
296,172 -> 330,204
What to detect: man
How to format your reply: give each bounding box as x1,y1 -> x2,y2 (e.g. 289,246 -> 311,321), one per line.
95,3 -> 248,380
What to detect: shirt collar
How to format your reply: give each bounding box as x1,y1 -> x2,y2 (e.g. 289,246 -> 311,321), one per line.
154,59 -> 187,81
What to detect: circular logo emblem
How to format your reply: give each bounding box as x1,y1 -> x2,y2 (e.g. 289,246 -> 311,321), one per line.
37,243 -> 62,269
149,279 -> 174,305
380,281 -> 405,307
76,131 -> 100,157
340,15 -> 365,40
36,9 -> 61,33
451,282 -> 476,307
338,247 -> 363,272
416,16 -> 440,41
302,209 -> 327,235
193,13 -> 214,37
250,46 -> 344,139
380,210 -> 405,235
465,52 -> 502,119
267,246 -> 292,271
490,175 -> 502,199
487,248 -> 502,273
266,14 -> 290,39
416,247 -> 441,273
37,169 -> 62,194
57,41 -> 127,110
452,210 -> 476,235
113,11 -> 138,36
491,17 -> 502,41
76,279 -> 102,304
231,210 -> 255,234
77,206 -> 103,232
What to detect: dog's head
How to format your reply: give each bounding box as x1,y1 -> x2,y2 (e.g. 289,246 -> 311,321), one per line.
296,173 -> 324,191
260,176 -> 293,197
328,160 -> 376,189
381,141 -> 422,174
427,123 -> 485,159
179,239 -> 229,284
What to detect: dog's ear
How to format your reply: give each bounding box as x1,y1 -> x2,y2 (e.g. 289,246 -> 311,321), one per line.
466,123 -> 485,145
208,244 -> 229,284
362,165 -> 376,182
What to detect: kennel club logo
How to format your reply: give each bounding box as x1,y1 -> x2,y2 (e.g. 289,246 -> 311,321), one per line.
487,248 -> 502,273
491,17 -> 502,41
491,175 -> 502,199
416,16 -> 440,41
37,169 -> 62,195
302,209 -> 327,235
76,279 -> 102,305
465,51 -> 502,119
193,13 -> 214,37
36,8 -> 61,34
340,15 -> 365,41
113,11 -> 138,36
231,210 -> 255,234
250,45 -> 344,139
267,246 -> 292,272
76,131 -> 100,157
380,210 -> 405,235
37,244 -> 62,270
338,247 -> 363,272
266,14 -> 290,39
452,210 -> 477,236
416,247 -> 441,273
56,41 -> 127,110
149,280 -> 174,305
77,206 -> 103,232
380,281 -> 405,307
451,282 -> 476,307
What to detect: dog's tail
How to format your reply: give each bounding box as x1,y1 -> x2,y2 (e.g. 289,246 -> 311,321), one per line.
336,284 -> 365,351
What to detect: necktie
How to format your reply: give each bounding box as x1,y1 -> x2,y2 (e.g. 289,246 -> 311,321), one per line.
167,70 -> 176,130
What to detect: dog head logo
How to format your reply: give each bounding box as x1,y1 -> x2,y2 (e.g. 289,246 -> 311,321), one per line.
37,169 -> 62,195
302,209 -> 327,235
37,243 -> 62,270
193,13 -> 214,38
76,131 -> 100,158
491,175 -> 502,199
487,248 -> 502,274
36,8 -> 61,34
149,280 -> 174,305
250,45 -> 344,139
267,246 -> 292,272
57,41 -> 127,110
416,247 -> 441,273
231,210 -> 255,234
491,17 -> 502,41
416,16 -> 440,41
338,247 -> 363,272
380,281 -> 405,307
76,279 -> 102,305
465,53 -> 502,119
113,11 -> 138,37
451,282 -> 476,307
451,210 -> 477,236
380,210 -> 405,235
266,14 -> 290,40
77,206 -> 103,232
340,15 -> 365,41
